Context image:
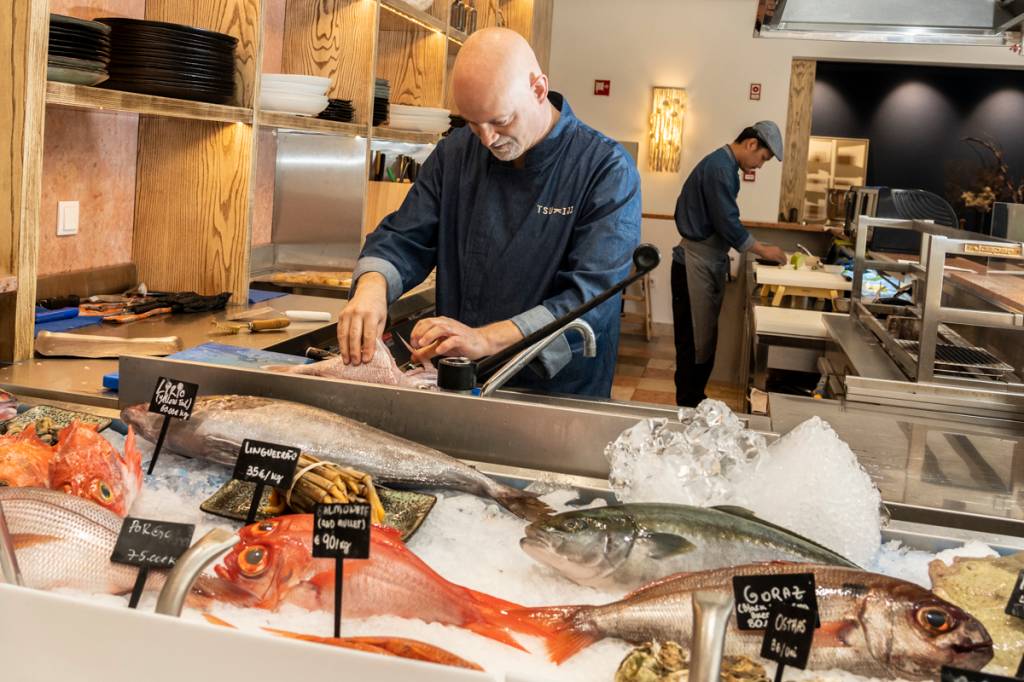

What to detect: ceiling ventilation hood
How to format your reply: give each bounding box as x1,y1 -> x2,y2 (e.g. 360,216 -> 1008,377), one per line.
756,0 -> 1024,46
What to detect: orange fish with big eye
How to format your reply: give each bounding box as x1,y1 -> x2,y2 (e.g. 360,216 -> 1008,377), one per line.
0,425 -> 54,488
49,421 -> 142,516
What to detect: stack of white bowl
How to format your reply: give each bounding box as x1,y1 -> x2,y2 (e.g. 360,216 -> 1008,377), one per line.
260,74 -> 330,116
387,104 -> 451,133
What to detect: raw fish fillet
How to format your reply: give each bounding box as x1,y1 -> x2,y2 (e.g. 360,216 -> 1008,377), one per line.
266,339 -> 437,390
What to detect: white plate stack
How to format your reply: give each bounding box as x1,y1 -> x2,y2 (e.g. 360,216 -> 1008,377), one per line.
387,104 -> 451,133
260,74 -> 330,116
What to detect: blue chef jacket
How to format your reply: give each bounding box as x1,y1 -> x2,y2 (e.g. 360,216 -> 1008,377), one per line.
353,93 -> 641,397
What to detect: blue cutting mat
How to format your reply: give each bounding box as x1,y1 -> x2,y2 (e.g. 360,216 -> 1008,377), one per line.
248,289 -> 288,303
35,314 -> 102,336
102,342 -> 311,391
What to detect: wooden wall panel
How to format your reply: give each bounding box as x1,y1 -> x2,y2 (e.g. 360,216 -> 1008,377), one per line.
377,29 -> 445,107
283,0 -> 376,124
0,0 -> 47,362
530,0 -> 553,73
37,108 -> 138,276
48,0 -> 144,19
146,0 -> 261,108
251,127 -> 276,247
262,0 -> 287,73
778,58 -> 816,222
133,118 -> 253,301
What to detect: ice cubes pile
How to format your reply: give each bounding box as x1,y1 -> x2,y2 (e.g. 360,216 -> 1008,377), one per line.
606,401 -> 884,566
606,400 -> 767,508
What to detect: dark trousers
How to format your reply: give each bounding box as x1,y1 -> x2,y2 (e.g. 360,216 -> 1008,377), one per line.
672,258 -> 717,407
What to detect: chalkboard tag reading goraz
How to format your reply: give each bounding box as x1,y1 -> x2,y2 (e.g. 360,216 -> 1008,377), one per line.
233,439 -> 301,524
1003,569 -> 1024,620
312,502 -> 372,639
732,573 -> 819,631
760,602 -> 815,682
940,665 -> 1019,682
145,376 -> 199,475
111,516 -> 195,609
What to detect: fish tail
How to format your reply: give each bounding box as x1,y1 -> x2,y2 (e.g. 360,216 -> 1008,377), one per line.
510,605 -> 600,664
491,485 -> 553,522
463,620 -> 529,651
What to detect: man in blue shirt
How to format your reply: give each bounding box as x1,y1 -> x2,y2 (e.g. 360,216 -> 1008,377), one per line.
672,123 -> 787,407
337,28 -> 641,397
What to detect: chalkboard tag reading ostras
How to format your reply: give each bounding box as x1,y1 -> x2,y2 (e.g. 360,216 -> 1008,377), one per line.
940,666 -> 1020,682
232,439 -> 301,524
732,573 -> 820,631
146,376 -> 199,475
312,502 -> 372,638
760,602 -> 815,682
110,517 -> 195,609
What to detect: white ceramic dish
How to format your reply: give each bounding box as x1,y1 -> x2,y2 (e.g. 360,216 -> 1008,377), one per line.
261,82 -> 328,97
259,92 -> 328,116
390,104 -> 450,116
261,73 -> 330,88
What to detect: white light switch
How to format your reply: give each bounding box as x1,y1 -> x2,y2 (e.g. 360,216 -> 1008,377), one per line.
57,201 -> 79,236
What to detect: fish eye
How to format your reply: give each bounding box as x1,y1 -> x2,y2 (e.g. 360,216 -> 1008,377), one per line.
252,520 -> 277,535
92,480 -> 114,503
237,546 -> 269,578
916,606 -> 954,634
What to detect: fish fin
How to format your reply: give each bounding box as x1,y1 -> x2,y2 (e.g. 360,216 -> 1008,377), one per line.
201,613 -> 237,629
10,533 -> 61,549
645,533 -> 696,559
463,621 -> 528,651
814,619 -> 858,648
263,628 -> 395,657
492,485 -> 554,522
710,505 -> 860,568
123,426 -> 143,501
510,605 -> 599,664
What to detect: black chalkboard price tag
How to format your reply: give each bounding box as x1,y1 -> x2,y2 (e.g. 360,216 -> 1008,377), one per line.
760,602 -> 815,682
110,516 -> 195,609
1004,569 -> 1024,620
941,665 -> 1020,682
145,376 -> 199,475
732,573 -> 819,631
312,502 -> 372,638
232,439 -> 301,524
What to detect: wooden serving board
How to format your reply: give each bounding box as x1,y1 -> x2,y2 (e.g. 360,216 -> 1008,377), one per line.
35,331 -> 184,358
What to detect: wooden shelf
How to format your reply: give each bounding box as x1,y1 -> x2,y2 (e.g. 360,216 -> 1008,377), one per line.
372,126 -> 442,144
0,275 -> 16,294
380,0 -> 447,33
448,28 -> 468,45
258,111 -> 366,137
45,82 -> 253,125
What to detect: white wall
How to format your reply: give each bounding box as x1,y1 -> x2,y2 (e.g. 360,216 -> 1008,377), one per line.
549,0 -> 1023,323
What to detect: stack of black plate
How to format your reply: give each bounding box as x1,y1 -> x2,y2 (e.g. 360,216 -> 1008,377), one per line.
48,14 -> 111,86
96,17 -> 237,104
318,99 -> 354,123
373,78 -> 390,126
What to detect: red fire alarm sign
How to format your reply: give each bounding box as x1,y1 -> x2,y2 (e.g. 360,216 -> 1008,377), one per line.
749,83 -> 762,100
594,80 -> 611,96
743,170 -> 757,182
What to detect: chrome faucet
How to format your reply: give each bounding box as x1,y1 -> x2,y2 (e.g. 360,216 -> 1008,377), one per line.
480,319 -> 597,396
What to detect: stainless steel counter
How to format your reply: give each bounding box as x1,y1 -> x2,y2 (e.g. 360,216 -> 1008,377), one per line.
0,290 -> 434,408
770,393 -> 1024,536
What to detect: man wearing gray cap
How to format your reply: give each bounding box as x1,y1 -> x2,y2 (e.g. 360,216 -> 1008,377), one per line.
671,121 -> 787,407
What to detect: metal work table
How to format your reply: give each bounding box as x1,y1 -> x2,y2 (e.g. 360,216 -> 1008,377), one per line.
0,290 -> 434,408
770,393 -> 1024,537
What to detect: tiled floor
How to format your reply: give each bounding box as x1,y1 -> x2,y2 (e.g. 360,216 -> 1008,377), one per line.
613,322 -> 745,412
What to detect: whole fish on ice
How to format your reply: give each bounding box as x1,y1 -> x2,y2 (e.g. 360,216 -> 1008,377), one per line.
0,487 -> 166,594
521,503 -> 857,589
516,562 -> 993,680
49,421 -> 142,516
122,395 -> 548,520
196,515 -> 542,649
0,425 -> 53,488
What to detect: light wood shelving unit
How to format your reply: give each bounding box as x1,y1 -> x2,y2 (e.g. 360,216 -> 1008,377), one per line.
0,0 -> 552,363
803,135 -> 870,221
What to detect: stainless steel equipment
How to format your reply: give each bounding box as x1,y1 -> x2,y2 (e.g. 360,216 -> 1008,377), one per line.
850,215 -> 1024,384
992,202 -> 1024,242
689,591 -> 734,682
480,319 -> 596,396
155,528 -> 239,617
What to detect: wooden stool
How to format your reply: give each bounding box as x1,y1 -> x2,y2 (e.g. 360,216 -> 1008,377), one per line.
621,272 -> 654,341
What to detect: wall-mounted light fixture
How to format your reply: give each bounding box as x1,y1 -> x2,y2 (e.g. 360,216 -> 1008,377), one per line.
648,87 -> 686,172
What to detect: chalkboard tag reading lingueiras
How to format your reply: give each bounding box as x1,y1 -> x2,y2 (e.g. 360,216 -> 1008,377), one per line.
146,376 -> 199,475
110,516 -> 195,609
232,439 -> 301,524
732,573 -> 820,631
941,665 -> 1020,682
312,502 -> 372,638
760,602 -> 815,682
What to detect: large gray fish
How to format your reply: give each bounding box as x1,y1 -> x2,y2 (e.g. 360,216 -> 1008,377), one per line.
0,487 -> 166,593
516,562 -> 993,680
121,395 -> 550,520
521,503 -> 857,589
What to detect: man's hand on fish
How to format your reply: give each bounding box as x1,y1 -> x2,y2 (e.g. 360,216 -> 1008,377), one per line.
338,272 -> 389,365
410,317 -> 523,361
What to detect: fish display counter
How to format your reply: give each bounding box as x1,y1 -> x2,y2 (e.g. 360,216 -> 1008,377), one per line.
3,355 -> 1024,681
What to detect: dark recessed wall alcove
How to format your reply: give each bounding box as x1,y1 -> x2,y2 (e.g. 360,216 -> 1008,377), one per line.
811,60 -> 1024,224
